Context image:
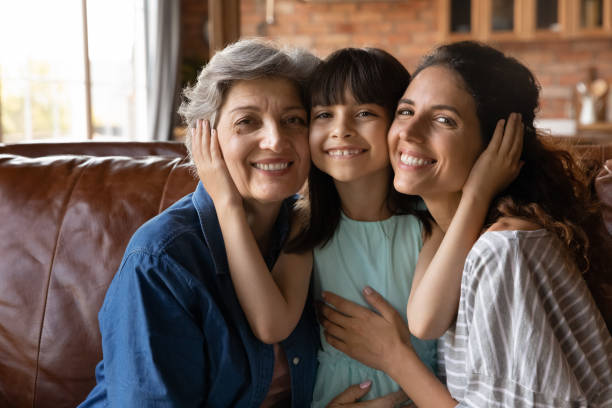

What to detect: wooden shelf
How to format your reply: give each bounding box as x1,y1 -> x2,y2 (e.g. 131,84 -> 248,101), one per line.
439,0 -> 612,42
577,122 -> 612,131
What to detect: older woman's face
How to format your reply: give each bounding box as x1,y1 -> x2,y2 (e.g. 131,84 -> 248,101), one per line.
215,77 -> 310,205
388,66 -> 483,199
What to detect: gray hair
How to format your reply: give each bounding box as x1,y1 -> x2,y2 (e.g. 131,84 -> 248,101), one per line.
178,38 -> 320,155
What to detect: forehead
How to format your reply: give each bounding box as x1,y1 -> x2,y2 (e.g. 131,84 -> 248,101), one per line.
222,77 -> 303,110
404,66 -> 475,110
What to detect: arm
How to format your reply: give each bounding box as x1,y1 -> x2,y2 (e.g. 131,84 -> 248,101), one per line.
320,289 -> 456,408
100,253 -> 206,406
192,119 -> 312,344
407,113 -> 524,339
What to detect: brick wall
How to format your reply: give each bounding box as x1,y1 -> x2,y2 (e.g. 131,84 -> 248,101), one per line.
181,0 -> 209,61
180,0 -> 209,90
241,0 -> 612,120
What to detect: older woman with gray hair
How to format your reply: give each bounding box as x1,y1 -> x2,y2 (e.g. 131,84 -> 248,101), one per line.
79,39 -> 320,407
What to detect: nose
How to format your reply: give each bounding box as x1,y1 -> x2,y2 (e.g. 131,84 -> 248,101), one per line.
259,121 -> 287,152
331,115 -> 353,139
391,115 -> 425,143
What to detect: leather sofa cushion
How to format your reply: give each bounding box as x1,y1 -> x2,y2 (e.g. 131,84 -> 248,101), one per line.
0,153 -> 196,407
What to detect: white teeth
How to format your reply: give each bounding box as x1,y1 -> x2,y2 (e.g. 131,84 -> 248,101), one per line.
328,149 -> 361,157
400,154 -> 434,166
254,162 -> 290,171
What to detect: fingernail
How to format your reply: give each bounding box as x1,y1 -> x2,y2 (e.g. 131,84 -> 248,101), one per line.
363,286 -> 373,295
321,292 -> 327,300
360,380 -> 372,389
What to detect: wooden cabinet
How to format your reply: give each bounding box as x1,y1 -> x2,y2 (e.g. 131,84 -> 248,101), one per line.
439,0 -> 612,41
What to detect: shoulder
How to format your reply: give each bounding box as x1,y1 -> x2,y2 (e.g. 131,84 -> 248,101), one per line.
128,194 -> 201,252
487,216 -> 542,232
466,229 -> 564,282
113,192 -> 221,295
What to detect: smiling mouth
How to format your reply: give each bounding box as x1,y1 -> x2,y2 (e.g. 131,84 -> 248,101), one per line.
327,149 -> 365,157
400,154 -> 436,166
252,162 -> 292,171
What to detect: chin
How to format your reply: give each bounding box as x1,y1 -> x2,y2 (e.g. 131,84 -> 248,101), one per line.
393,178 -> 419,195
253,185 -> 301,204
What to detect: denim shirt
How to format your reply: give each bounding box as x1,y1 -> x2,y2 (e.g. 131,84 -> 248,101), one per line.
79,183 -> 319,407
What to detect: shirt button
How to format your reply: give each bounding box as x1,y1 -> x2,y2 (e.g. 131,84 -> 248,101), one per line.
292,357 -> 300,365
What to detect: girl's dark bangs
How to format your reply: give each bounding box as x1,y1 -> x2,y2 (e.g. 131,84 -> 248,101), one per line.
309,61 -> 352,107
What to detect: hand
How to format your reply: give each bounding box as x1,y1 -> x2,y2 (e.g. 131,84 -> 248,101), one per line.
327,381 -> 410,407
320,287 -> 413,374
463,112 -> 524,200
191,119 -> 242,208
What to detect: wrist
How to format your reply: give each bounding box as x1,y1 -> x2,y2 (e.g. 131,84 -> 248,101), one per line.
383,340 -> 416,380
459,190 -> 491,213
215,198 -> 245,217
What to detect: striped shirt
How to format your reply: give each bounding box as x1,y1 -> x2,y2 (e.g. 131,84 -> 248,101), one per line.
439,229 -> 612,407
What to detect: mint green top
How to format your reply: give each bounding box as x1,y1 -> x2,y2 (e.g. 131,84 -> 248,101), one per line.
311,212 -> 437,407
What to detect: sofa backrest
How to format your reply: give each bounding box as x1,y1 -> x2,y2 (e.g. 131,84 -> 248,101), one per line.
0,142 -> 196,407
0,141 -> 610,407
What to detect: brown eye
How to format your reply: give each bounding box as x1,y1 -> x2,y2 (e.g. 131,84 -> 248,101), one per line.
435,116 -> 456,126
396,108 -> 413,117
313,111 -> 332,120
285,116 -> 307,126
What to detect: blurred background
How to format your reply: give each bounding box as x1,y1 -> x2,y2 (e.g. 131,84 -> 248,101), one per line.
1,0 -> 611,144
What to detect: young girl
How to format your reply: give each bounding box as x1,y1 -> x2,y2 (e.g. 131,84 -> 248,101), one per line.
192,47 -> 520,406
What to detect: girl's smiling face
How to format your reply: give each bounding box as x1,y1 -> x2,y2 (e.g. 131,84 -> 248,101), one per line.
309,90 -> 391,184
388,65 -> 483,200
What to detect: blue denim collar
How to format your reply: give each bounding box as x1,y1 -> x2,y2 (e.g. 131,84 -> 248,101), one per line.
192,182 -> 292,276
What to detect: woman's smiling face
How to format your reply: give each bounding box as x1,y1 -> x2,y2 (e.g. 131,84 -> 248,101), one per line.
215,77 -> 310,205
388,65 -> 483,200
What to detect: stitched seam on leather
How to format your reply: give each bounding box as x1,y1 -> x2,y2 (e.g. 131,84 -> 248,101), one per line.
32,159 -> 86,407
158,158 -> 181,214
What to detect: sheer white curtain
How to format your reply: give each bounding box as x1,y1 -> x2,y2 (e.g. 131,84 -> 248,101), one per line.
145,0 -> 181,141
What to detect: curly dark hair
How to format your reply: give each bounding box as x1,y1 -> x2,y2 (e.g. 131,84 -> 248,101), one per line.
414,41 -> 612,330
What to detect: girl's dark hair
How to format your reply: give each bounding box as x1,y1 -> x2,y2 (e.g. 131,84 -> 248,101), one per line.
288,47 -> 431,252
414,41 -> 612,330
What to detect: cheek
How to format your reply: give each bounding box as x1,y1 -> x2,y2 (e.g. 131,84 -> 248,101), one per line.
218,138 -> 249,182
387,134 -> 399,163
308,130 -> 326,165
294,135 -> 311,172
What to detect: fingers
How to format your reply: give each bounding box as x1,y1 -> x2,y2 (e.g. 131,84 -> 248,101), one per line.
192,119 -> 211,162
323,291 -> 371,319
362,286 -> 395,322
327,381 -> 372,406
209,127 -> 224,161
320,302 -> 351,329
487,118 -> 506,155
383,390 -> 410,406
191,119 -> 202,159
508,114 -> 524,162
498,113 -> 522,158
324,330 -> 348,355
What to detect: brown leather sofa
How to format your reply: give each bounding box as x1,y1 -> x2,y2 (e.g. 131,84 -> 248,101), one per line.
0,140 -> 611,408
0,142 -> 196,407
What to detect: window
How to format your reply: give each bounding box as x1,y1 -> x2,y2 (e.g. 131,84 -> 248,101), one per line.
0,0 -> 147,143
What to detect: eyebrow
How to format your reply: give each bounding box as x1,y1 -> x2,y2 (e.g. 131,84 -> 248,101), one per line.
228,105 -> 305,114
398,99 -> 462,118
